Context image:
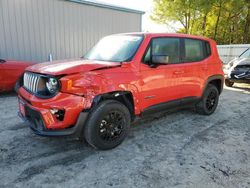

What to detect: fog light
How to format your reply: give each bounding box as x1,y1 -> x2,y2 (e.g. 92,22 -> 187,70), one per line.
50,109 -> 59,114
50,108 -> 65,121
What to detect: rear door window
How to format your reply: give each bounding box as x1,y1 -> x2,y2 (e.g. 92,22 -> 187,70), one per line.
183,39 -> 205,62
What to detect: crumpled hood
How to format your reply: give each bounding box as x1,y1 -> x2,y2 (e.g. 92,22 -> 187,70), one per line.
229,57 -> 250,67
236,58 -> 250,66
26,58 -> 120,75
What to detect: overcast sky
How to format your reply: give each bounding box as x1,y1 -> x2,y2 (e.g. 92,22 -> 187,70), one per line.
90,0 -> 177,32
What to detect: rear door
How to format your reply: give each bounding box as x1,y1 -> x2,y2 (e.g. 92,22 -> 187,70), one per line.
177,38 -> 211,99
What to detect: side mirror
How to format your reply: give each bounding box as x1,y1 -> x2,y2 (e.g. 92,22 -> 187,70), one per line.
0,59 -> 6,63
151,55 -> 169,65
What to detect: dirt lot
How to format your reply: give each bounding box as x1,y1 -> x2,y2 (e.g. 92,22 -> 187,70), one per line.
0,84 -> 250,188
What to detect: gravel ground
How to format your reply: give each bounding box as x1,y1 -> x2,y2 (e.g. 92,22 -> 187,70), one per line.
0,84 -> 250,188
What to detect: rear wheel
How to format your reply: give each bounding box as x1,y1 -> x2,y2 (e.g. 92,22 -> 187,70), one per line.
196,84 -> 219,115
225,79 -> 234,87
84,100 -> 131,150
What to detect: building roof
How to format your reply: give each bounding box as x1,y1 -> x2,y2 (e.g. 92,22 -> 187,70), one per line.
68,0 -> 145,14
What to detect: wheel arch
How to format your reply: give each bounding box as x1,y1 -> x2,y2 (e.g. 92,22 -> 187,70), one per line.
88,91 -> 136,121
204,75 -> 224,95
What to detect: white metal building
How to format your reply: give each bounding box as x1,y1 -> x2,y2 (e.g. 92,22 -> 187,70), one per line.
217,44 -> 250,63
0,0 -> 144,62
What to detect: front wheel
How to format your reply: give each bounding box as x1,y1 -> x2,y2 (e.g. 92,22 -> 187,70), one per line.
195,84 -> 219,115
225,79 -> 234,87
84,100 -> 131,150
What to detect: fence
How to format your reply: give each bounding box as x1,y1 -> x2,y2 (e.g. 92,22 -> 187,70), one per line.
217,44 -> 250,64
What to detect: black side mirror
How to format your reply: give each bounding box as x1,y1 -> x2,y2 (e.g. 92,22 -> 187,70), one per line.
151,55 -> 169,65
0,59 -> 6,63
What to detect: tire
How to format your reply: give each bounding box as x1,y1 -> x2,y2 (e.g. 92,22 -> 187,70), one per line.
225,79 -> 234,87
195,84 -> 219,115
84,100 -> 131,150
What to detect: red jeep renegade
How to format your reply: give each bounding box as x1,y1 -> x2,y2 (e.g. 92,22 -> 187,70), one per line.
17,33 -> 224,150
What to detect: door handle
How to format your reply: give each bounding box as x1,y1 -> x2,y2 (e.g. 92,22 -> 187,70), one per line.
173,70 -> 184,75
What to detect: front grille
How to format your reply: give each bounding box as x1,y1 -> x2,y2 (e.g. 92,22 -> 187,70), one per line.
234,65 -> 250,71
23,72 -> 46,93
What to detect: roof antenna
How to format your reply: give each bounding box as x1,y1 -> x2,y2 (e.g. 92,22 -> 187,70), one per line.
48,53 -> 53,62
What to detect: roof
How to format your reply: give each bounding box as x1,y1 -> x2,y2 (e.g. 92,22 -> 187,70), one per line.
113,32 -> 212,41
68,0 -> 145,14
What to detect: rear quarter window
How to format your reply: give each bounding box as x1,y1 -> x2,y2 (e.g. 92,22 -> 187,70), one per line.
204,41 -> 211,57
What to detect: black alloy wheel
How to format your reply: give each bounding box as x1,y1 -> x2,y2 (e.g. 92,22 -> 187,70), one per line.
84,100 -> 131,150
196,84 -> 219,115
99,111 -> 125,142
225,79 -> 234,87
206,90 -> 217,111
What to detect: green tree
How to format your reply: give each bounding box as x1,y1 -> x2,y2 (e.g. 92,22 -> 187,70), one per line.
243,0 -> 250,42
151,0 -> 198,34
151,0 -> 250,44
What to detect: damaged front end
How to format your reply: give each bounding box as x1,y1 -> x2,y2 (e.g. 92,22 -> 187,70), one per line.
226,58 -> 250,83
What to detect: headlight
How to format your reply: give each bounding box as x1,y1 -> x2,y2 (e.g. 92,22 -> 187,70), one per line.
46,77 -> 59,94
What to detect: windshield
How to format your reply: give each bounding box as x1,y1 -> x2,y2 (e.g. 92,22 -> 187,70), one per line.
240,48 -> 250,58
84,35 -> 143,62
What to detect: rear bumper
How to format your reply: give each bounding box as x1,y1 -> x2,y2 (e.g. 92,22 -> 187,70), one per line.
18,105 -> 89,137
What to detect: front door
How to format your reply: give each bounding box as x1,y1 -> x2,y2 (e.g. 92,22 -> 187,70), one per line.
139,37 -> 183,111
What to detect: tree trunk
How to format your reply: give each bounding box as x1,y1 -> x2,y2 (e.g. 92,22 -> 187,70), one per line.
214,1 -> 223,40
187,12 -> 191,34
184,13 -> 189,34
229,24 -> 235,44
222,13 -> 231,44
202,13 -> 208,35
243,3 -> 250,43
190,11 -> 195,34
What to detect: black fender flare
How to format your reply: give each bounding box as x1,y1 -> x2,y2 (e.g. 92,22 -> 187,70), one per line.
85,91 -> 135,119
203,75 -> 224,95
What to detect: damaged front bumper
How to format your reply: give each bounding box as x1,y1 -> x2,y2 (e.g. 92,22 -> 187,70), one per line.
17,87 -> 89,137
18,109 -> 88,137
225,70 -> 250,83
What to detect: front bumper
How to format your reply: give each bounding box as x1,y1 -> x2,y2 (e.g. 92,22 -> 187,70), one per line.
17,87 -> 89,137
18,110 -> 88,137
225,70 -> 250,83
225,78 -> 250,84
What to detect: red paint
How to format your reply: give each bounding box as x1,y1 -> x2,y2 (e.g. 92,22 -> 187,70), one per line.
17,33 -> 224,130
0,59 -> 33,92
19,87 -> 85,129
